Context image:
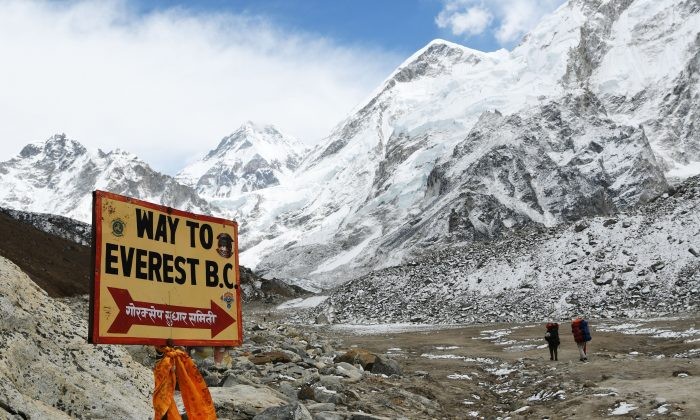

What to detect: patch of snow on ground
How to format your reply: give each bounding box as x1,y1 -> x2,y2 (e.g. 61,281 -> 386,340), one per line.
610,402 -> 637,415
486,366 -> 516,376
528,390 -> 565,401
330,323 -> 465,335
463,357 -> 497,365
276,295 -> 329,310
597,323 -> 700,339
421,353 -> 465,360
512,406 -> 530,414
475,329 -> 512,340
593,391 -> 618,397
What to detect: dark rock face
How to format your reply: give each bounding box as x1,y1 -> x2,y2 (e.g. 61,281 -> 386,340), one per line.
648,34 -> 700,165
393,41 -> 481,83
563,0 -> 636,87
397,93 -> 667,254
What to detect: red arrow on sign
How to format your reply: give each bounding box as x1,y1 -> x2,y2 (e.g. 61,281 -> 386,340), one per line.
107,287 -> 235,338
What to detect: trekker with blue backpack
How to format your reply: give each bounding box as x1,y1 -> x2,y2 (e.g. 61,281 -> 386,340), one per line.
571,317 -> 592,361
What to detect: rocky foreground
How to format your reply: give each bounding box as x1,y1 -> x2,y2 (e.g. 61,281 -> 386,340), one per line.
2,250 -> 698,418
0,256 -> 151,419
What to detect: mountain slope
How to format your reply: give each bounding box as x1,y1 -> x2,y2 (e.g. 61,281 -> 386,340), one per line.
0,134 -> 216,223
177,122 -> 304,199
0,208 -> 90,297
236,0 -> 697,286
312,175 -> 700,324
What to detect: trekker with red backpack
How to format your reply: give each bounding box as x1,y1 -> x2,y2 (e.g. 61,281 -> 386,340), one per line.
571,317 -> 592,361
544,322 -> 560,361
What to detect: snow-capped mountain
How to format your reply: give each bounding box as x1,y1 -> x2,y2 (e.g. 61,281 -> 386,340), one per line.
177,122 -> 304,199
0,134 -> 215,223
0,0 -> 697,291
237,0 -> 698,286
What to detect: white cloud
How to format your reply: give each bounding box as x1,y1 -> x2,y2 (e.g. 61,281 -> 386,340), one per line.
0,0 -> 400,174
435,0 -> 565,46
435,4 -> 493,36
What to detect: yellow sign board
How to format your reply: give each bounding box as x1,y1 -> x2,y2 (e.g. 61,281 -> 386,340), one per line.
89,191 -> 242,346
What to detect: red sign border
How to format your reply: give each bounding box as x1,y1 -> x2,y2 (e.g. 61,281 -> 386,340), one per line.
88,190 -> 243,346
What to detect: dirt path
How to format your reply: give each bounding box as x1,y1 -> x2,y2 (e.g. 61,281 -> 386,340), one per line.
306,316 -> 700,418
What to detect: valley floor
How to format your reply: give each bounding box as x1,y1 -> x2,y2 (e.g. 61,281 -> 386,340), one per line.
292,313 -> 699,418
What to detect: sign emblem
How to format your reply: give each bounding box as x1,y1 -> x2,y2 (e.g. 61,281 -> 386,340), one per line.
221,291 -> 235,309
216,233 -> 233,258
111,218 -> 125,237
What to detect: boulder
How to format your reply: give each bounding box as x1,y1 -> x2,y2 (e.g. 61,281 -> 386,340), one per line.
651,261 -> 666,272
253,402 -> 313,420
314,412 -> 349,420
603,218 -> 618,227
370,355 -> 402,376
249,351 -> 294,365
335,362 -> 363,382
574,221 -> 589,232
334,349 -> 376,370
207,385 -> 289,418
593,271 -> 615,286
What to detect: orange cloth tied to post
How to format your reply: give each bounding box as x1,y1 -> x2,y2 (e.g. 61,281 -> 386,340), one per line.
153,346 -> 216,420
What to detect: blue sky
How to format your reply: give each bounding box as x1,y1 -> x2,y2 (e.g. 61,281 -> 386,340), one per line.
133,0 -> 566,56
0,0 -> 566,173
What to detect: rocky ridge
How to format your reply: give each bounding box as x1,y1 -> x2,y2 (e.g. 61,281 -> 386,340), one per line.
0,134 -> 217,223
311,175 -> 700,324
0,206 -> 91,246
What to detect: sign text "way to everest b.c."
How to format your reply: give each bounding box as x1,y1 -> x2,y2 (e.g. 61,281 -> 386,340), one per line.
89,190 -> 242,346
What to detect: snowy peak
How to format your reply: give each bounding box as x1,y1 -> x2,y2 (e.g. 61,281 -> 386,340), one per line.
19,133 -> 87,159
0,135 -> 215,223
390,39 -> 497,84
206,121 -> 301,164
177,122 -> 305,198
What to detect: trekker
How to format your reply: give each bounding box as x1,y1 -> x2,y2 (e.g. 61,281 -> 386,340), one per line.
571,317 -> 592,361
544,322 -> 560,361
